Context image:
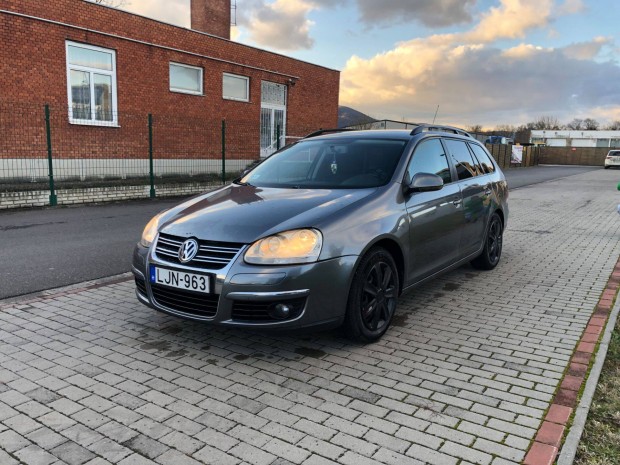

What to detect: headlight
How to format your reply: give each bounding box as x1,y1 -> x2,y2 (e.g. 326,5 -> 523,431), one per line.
244,229 -> 323,265
140,214 -> 163,247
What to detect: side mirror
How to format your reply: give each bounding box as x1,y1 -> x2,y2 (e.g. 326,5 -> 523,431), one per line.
406,173 -> 444,193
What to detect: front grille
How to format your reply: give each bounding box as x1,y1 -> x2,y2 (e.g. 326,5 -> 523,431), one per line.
135,277 -> 147,297
151,284 -> 219,318
231,298 -> 306,322
155,233 -> 244,270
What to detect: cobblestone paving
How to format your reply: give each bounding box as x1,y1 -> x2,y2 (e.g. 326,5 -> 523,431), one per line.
1,169 -> 620,465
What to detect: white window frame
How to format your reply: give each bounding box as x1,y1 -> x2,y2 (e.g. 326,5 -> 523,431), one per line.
65,41 -> 118,126
169,62 -> 204,96
223,73 -> 250,102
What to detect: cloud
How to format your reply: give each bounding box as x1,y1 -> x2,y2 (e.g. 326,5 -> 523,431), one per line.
588,106 -> 620,123
234,0 -> 479,51
461,0 -> 553,43
355,0 -> 477,28
562,37 -> 612,60
502,43 -> 549,58
237,0 -> 318,50
342,43 -> 620,126
340,0 -> 620,126
557,0 -> 585,15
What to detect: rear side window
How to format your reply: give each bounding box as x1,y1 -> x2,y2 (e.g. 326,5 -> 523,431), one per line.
469,143 -> 496,174
444,139 -> 478,180
407,139 -> 452,184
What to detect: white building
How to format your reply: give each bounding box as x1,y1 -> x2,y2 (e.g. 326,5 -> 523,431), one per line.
346,119 -> 419,130
346,119 -> 487,142
531,130 -> 620,148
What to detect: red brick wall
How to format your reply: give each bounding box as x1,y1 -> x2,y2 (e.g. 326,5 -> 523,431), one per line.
191,0 -> 231,40
0,0 -> 340,160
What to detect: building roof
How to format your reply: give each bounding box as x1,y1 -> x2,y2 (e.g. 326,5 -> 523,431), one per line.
531,130 -> 620,138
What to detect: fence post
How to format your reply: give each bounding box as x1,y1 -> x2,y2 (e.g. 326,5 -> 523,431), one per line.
148,114 -> 155,199
221,119 -> 226,184
44,105 -> 57,206
276,124 -> 281,150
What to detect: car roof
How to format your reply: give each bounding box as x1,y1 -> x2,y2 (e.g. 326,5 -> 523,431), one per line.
306,129 -> 411,140
304,128 -> 478,143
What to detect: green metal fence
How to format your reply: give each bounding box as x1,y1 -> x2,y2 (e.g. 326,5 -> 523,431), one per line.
0,101 -> 321,206
4,103 -> 537,208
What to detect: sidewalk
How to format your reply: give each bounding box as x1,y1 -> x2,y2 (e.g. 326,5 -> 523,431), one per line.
1,169 -> 619,465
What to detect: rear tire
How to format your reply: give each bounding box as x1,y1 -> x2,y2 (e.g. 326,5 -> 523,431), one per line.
344,247 -> 399,343
471,213 -> 503,270
604,166 -> 610,169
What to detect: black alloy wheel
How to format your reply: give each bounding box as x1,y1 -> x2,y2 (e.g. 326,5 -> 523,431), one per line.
344,247 -> 399,342
471,212 -> 503,270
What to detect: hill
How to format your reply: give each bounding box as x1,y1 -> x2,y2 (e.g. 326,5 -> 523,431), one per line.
338,106 -> 376,128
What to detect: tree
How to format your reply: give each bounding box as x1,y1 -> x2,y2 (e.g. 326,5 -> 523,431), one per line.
530,116 -> 561,130
583,118 -> 600,130
89,0 -> 130,8
467,124 -> 483,133
514,125 -> 532,144
493,124 -> 517,137
566,118 -> 584,130
606,121 -> 620,130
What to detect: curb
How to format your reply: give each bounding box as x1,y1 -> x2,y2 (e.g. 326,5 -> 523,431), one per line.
0,272 -> 133,309
522,257 -> 620,465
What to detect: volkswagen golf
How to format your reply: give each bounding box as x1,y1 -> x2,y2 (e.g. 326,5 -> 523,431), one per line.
133,125 -> 508,342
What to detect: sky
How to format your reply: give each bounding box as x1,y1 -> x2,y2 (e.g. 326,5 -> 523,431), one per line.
117,0 -> 620,129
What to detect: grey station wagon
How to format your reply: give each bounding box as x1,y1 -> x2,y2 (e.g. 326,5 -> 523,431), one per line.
133,125 -> 508,342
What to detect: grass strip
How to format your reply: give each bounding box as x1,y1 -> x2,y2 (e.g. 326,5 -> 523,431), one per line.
574,315 -> 620,465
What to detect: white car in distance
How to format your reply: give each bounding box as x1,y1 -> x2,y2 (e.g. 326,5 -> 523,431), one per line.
605,149 -> 620,169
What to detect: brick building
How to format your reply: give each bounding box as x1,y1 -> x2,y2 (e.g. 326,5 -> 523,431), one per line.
0,0 -> 340,172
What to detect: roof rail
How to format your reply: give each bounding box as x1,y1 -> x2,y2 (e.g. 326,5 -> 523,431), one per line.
410,124 -> 472,138
303,128 -> 355,139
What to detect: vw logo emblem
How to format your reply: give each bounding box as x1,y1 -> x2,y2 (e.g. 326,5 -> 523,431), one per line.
178,239 -> 199,263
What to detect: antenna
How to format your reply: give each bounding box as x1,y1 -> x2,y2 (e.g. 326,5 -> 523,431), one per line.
231,0 -> 237,26
432,105 -> 439,124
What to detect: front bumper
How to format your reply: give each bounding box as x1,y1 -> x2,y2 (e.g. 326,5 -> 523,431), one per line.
132,242 -> 357,330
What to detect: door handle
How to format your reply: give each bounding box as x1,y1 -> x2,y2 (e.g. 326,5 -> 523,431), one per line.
452,197 -> 462,206
484,185 -> 492,196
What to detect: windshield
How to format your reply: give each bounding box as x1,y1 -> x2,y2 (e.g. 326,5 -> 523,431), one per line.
239,138 -> 407,189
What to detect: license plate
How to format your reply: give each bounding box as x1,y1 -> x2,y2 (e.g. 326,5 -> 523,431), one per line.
150,266 -> 210,293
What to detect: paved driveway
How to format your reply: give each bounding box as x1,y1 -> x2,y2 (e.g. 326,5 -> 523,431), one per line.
1,169 -> 619,465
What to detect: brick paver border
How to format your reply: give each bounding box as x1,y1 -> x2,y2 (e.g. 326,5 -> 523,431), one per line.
523,257 -> 620,465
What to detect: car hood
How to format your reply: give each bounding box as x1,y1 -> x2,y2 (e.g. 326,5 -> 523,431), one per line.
159,184 -> 375,244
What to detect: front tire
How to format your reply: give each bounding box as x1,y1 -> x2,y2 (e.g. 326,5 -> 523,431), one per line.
344,247 -> 399,343
471,213 -> 503,270
604,165 -> 610,169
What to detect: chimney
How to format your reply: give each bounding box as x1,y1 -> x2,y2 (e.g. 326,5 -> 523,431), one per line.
191,0 -> 231,40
